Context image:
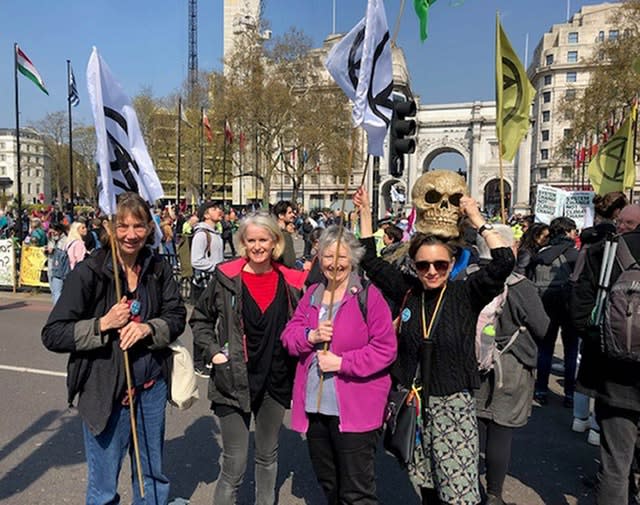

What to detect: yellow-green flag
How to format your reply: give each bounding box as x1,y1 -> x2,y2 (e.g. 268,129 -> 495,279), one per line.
588,103 -> 637,195
495,14 -> 536,161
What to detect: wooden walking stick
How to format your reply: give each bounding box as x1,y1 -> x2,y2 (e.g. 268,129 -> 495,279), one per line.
316,130 -> 364,410
107,218 -> 145,498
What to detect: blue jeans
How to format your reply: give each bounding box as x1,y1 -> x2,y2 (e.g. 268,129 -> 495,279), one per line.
50,276 -> 64,305
82,379 -> 169,505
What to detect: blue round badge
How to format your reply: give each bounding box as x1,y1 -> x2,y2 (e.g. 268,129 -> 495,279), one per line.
130,300 -> 141,316
401,307 -> 411,322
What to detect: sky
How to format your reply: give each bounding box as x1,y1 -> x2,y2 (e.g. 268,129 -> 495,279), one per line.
0,0 -> 611,131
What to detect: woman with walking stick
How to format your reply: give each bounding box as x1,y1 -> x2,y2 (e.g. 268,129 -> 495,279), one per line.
42,192 -> 186,504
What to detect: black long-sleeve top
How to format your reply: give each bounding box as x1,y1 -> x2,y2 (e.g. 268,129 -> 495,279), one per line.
359,237 -> 514,396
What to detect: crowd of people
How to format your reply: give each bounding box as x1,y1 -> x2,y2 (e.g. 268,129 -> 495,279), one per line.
24,186 -> 640,505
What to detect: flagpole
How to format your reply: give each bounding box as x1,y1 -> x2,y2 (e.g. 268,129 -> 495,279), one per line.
177,98 -> 182,206
223,118 -> 228,206
631,97 -> 638,202
498,141 -> 506,224
239,130 -> 243,206
106,220 -> 145,498
391,0 -> 406,44
199,107 -> 204,200
317,127 -> 357,410
13,44 -> 23,242
67,60 -> 74,210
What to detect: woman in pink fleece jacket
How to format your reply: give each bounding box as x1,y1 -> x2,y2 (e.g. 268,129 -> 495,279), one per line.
281,226 -> 397,505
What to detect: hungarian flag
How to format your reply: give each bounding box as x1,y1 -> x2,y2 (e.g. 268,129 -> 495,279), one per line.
16,45 -> 48,95
202,110 -> 213,142
224,119 -> 234,144
239,132 -> 246,151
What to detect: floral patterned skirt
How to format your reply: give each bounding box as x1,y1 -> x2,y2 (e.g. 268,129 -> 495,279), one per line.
408,390 -> 480,505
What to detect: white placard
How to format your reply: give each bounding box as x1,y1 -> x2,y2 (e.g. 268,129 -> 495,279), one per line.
534,185 -> 565,225
0,239 -> 16,288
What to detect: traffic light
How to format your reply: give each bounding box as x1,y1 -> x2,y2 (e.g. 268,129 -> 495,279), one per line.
389,99 -> 417,177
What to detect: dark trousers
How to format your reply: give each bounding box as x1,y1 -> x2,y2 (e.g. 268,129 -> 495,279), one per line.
307,414 -> 380,505
477,418 -> 514,498
214,393 -> 285,505
595,401 -> 640,505
536,303 -> 579,397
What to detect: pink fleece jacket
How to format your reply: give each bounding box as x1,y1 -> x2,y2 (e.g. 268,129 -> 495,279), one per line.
281,280 -> 397,433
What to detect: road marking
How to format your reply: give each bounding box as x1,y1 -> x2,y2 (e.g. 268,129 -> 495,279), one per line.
0,364 -> 66,377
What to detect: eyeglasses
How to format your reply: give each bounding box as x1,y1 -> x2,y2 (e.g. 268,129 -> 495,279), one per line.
413,260 -> 450,274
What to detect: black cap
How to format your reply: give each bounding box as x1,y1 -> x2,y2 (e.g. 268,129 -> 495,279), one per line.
198,201 -> 222,221
378,217 -> 392,226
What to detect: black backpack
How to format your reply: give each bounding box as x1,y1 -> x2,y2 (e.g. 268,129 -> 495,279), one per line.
531,243 -> 573,303
600,237 -> 640,362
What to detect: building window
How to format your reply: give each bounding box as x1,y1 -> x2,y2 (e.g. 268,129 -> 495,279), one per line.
598,31 -> 605,42
541,130 -> 550,141
609,30 -> 619,41
36,169 -> 41,177
541,149 -> 549,160
542,111 -> 551,122
27,183 -> 31,194
0,167 -> 4,175
565,88 -> 577,100
545,54 -> 554,65
562,166 -> 573,179
543,75 -> 552,86
567,51 -> 578,63
0,142 -> 4,149
543,91 -> 551,103
36,183 -> 40,195
566,71 -> 577,83
0,154 -> 4,161
539,168 -> 548,179
564,128 -> 573,139
568,32 -> 579,44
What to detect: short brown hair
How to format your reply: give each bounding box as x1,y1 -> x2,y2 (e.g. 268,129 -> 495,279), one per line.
408,233 -> 459,260
593,191 -> 627,220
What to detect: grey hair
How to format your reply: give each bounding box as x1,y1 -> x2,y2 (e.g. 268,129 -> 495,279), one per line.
475,224 -> 514,259
235,211 -> 285,260
317,225 -> 364,269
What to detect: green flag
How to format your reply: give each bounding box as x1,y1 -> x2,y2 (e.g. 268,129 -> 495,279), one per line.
414,0 -> 437,42
588,103 -> 637,195
495,14 -> 536,161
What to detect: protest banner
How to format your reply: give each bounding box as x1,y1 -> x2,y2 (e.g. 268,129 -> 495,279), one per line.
534,185 -> 565,224
19,245 -> 49,288
0,239 -> 16,289
563,191 -> 595,230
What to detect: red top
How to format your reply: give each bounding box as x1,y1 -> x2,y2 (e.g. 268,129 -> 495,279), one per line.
241,269 -> 278,313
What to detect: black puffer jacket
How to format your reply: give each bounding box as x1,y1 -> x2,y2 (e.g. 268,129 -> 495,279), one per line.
42,247 -> 186,435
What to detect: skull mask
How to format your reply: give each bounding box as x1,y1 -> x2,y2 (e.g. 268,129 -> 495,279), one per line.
411,170 -> 468,238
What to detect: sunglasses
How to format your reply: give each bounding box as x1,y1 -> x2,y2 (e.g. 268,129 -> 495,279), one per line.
413,260 -> 450,273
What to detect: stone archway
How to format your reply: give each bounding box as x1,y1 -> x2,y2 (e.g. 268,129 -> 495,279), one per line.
483,178 -> 512,217
380,178 -> 406,216
421,147 -> 468,174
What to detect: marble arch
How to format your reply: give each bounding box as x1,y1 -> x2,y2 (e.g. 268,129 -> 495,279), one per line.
377,101 -> 532,216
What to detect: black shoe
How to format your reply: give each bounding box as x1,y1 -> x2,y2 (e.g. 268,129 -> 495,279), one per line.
194,367 -> 210,378
534,391 -> 548,405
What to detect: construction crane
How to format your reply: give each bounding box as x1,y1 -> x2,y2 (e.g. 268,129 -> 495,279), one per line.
188,0 -> 198,94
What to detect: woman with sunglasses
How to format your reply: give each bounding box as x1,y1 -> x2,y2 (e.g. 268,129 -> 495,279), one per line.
354,188 -> 514,505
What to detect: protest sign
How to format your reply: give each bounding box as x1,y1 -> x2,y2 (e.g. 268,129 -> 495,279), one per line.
19,245 -> 49,287
0,239 -> 16,288
534,185 -> 565,224
564,191 -> 595,229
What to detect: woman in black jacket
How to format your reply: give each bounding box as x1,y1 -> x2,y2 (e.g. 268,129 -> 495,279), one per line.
189,212 -> 306,505
354,188 -> 514,505
42,193 -> 187,505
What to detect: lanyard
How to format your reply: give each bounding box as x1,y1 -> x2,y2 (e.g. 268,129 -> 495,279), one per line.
421,284 -> 447,341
